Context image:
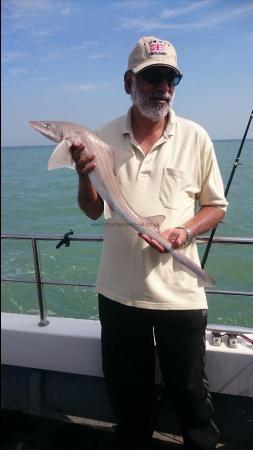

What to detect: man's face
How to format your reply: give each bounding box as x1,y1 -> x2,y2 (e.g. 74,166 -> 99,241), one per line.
130,67 -> 176,122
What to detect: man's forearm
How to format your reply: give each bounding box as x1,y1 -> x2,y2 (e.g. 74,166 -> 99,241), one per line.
78,176 -> 104,220
185,206 -> 225,237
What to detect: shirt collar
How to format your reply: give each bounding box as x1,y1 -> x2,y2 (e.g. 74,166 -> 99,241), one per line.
164,109 -> 176,137
120,107 -> 176,138
120,107 -> 133,135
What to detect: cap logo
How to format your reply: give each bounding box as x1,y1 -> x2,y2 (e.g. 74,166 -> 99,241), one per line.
146,40 -> 167,56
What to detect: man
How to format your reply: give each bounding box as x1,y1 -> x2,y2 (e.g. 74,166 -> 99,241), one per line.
71,36 -> 227,450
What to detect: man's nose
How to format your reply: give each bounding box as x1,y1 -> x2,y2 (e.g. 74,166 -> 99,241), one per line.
157,77 -> 173,92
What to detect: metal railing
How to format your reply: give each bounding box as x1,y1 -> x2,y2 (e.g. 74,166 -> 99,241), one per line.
1,232 -> 253,327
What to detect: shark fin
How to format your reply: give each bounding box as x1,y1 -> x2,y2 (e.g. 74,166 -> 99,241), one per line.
172,249 -> 216,287
48,140 -> 75,170
104,201 -> 112,219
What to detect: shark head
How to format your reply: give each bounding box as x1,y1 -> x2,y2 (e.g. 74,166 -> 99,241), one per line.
29,121 -> 64,143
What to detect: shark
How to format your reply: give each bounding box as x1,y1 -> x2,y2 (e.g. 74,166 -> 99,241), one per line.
29,120 -> 215,287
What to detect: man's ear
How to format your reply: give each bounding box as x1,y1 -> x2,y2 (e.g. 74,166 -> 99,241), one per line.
124,71 -> 133,94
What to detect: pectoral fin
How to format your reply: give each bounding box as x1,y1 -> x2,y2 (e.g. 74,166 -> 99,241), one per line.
104,201 -> 112,219
48,140 -> 75,170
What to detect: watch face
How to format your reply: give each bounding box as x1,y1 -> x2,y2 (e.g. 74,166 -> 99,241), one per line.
176,226 -> 192,242
185,228 -> 193,241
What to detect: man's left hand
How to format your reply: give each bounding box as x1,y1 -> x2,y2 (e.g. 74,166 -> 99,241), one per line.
138,228 -> 187,252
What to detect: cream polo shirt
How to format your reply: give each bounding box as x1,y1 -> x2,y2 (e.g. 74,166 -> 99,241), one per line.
95,108 -> 228,310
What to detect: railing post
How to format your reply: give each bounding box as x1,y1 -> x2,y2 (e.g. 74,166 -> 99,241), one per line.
32,239 -> 49,327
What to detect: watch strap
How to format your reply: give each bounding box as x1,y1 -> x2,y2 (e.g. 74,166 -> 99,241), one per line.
176,226 -> 193,243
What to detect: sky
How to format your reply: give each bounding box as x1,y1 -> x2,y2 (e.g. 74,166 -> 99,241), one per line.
2,0 -> 253,146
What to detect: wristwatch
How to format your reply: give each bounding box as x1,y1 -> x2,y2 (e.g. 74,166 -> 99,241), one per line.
176,226 -> 193,243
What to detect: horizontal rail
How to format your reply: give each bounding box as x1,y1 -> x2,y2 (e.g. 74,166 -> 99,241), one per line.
1,232 -> 253,327
197,236 -> 253,244
206,323 -> 253,335
2,277 -> 253,297
205,289 -> 253,297
1,277 -> 96,288
1,232 -> 104,241
1,232 -> 253,244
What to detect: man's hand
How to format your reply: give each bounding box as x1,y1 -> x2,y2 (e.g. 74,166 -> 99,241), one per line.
70,143 -> 96,179
138,227 -> 188,252
70,144 -> 103,219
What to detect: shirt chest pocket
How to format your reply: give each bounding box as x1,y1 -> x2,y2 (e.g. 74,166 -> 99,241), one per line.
159,168 -> 186,210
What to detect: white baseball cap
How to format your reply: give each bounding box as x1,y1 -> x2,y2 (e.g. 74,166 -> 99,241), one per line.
127,36 -> 181,75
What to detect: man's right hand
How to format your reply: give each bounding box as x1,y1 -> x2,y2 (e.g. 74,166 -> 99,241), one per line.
70,144 -> 103,219
70,143 -> 96,180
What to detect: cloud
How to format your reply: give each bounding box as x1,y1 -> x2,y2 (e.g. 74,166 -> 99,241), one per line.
70,42 -> 99,52
200,4 -> 253,28
2,0 -> 82,37
3,0 -> 54,19
3,0 -> 80,19
119,3 -> 253,32
38,42 -> 103,62
89,52 -> 112,60
2,51 -> 29,64
39,52 -> 66,62
62,81 -> 111,92
28,77 -> 49,86
161,0 -> 213,19
115,0 -> 156,8
30,30 -> 54,40
61,5 -> 74,16
8,67 -> 28,77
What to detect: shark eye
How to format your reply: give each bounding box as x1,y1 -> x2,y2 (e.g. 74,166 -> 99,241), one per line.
42,122 -> 51,129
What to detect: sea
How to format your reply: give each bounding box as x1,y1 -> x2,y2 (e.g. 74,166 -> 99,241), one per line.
1,139 -> 253,326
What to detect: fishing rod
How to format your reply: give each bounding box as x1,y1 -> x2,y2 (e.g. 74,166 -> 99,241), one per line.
201,108 -> 253,268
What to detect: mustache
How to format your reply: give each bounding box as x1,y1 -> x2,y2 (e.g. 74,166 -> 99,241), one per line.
148,91 -> 172,101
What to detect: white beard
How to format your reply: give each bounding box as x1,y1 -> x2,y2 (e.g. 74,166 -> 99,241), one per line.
130,76 -> 174,122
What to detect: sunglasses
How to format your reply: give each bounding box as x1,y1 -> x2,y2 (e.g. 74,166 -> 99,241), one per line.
140,67 -> 182,87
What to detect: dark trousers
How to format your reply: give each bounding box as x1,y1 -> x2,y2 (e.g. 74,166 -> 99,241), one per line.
98,294 -> 219,450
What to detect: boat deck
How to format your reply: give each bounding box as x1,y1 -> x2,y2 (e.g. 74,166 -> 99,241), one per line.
2,410 -> 252,450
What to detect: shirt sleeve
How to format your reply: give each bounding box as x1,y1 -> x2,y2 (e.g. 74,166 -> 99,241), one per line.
198,142 -> 228,212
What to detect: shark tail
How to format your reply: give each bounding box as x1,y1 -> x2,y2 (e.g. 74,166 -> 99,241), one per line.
172,249 -> 215,287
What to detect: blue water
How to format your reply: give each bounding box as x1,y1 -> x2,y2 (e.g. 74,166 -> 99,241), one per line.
1,140 -> 253,326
